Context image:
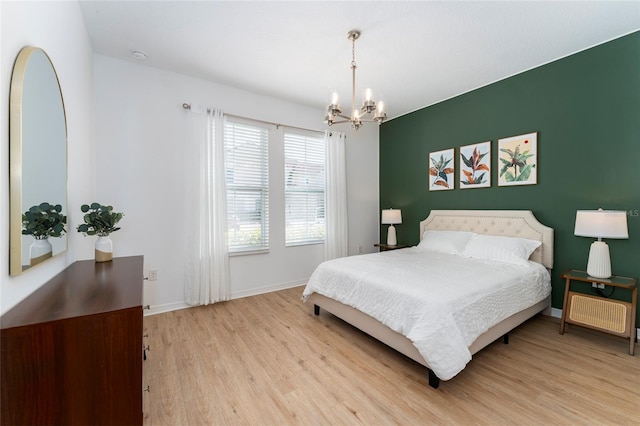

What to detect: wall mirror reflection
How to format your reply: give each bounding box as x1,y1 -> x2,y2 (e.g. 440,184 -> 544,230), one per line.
10,46 -> 68,275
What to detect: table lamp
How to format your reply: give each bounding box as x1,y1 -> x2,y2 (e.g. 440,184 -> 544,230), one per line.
574,208 -> 628,278
381,208 -> 402,246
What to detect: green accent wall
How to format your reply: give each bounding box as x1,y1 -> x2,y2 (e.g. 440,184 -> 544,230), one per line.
379,32 -> 640,325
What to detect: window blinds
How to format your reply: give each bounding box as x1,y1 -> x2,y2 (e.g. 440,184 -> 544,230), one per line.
224,120 -> 269,252
284,130 -> 326,246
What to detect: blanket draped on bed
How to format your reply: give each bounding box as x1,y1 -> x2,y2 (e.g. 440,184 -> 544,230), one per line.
302,248 -> 551,380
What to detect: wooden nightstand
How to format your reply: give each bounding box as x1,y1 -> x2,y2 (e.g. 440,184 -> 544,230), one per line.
560,269 -> 637,355
374,243 -> 408,252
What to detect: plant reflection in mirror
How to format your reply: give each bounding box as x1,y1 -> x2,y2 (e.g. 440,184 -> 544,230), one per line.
22,202 -> 67,239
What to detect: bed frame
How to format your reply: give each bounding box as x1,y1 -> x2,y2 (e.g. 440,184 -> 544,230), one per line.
308,210 -> 554,388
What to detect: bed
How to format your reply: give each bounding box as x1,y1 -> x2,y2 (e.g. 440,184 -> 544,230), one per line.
303,210 -> 553,388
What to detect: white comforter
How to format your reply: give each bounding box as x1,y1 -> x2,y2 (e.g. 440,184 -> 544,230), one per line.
302,248 -> 551,380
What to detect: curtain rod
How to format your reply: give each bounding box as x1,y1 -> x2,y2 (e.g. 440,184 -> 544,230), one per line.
182,102 -> 324,134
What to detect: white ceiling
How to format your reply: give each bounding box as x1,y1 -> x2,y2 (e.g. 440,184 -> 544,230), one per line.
79,1 -> 640,120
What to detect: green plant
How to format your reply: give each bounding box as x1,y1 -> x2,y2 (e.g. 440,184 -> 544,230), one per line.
499,144 -> 535,182
461,146 -> 489,185
429,154 -> 454,189
22,202 -> 67,239
77,202 -> 124,236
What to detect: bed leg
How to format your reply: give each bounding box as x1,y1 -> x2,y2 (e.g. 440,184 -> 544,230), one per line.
314,304 -> 320,316
503,333 -> 509,345
428,370 -> 440,389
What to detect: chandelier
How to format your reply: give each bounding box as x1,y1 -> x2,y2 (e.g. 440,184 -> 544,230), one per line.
324,30 -> 387,130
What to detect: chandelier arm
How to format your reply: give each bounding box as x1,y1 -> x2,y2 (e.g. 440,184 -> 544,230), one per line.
330,118 -> 352,125
331,117 -> 382,126
334,113 -> 352,121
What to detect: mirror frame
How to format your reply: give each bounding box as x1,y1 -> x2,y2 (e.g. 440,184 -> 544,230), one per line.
9,46 -> 69,275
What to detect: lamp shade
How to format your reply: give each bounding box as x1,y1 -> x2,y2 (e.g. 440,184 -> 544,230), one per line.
381,209 -> 402,225
574,210 -> 629,239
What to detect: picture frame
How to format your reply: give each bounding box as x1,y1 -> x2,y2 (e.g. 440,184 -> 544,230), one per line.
459,141 -> 491,189
498,132 -> 538,186
428,148 -> 455,191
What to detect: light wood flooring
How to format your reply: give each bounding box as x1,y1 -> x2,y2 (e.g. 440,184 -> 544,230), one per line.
143,286 -> 640,425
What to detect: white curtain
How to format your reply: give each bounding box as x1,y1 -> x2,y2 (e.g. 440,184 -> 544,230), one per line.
324,130 -> 349,260
184,106 -> 230,305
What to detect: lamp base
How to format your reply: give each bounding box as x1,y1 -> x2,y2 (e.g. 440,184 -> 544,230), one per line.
586,241 -> 611,279
387,225 -> 397,246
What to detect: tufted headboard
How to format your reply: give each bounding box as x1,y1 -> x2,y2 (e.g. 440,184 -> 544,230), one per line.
420,210 -> 554,269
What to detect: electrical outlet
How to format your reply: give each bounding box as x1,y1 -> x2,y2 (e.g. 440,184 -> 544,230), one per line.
148,269 -> 158,281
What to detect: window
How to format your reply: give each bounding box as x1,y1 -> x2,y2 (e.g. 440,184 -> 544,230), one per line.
225,119 -> 269,252
284,129 -> 325,246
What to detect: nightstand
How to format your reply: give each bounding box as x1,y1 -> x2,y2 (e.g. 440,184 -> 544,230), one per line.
560,269 -> 637,355
374,243 -> 408,252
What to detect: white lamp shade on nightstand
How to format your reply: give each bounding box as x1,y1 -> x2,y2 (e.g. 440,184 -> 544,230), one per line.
574,209 -> 628,278
381,209 -> 402,246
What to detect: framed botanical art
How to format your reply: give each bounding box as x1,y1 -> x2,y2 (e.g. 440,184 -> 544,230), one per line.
460,141 -> 491,189
498,132 -> 538,186
428,148 -> 455,191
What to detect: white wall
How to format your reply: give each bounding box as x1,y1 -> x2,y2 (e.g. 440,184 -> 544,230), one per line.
93,55 -> 380,313
345,124 -> 380,256
0,1 -> 96,315
0,2 -> 379,315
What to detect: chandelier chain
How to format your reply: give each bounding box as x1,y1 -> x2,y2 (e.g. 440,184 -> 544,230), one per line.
351,36 -> 356,68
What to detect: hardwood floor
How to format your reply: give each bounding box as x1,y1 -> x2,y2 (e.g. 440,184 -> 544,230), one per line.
143,286 -> 640,425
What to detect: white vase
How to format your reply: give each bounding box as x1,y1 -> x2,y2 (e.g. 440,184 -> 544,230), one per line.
30,238 -> 52,267
95,235 -> 113,262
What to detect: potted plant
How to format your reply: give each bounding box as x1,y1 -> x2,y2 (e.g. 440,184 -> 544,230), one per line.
77,202 -> 124,262
22,202 -> 67,266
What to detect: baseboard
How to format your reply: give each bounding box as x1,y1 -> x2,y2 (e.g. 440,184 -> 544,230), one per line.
144,301 -> 191,316
143,279 -> 308,316
546,307 -> 562,319
230,279 -> 307,299
543,307 -> 639,340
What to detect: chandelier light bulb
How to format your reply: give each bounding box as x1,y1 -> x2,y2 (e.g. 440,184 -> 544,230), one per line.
364,88 -> 373,102
331,91 -> 339,105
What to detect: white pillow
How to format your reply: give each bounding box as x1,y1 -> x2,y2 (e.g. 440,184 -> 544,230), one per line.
462,234 -> 541,267
417,230 -> 476,255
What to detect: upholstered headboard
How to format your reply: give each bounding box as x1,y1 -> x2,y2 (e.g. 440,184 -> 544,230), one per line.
420,210 -> 554,269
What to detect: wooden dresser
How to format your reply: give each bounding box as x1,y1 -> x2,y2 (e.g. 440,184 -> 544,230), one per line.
1,256 -> 144,425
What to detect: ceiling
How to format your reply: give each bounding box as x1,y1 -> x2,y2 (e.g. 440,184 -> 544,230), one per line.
79,1 -> 640,121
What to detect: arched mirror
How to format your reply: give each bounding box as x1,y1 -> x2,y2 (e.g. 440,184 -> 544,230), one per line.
10,46 -> 68,275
